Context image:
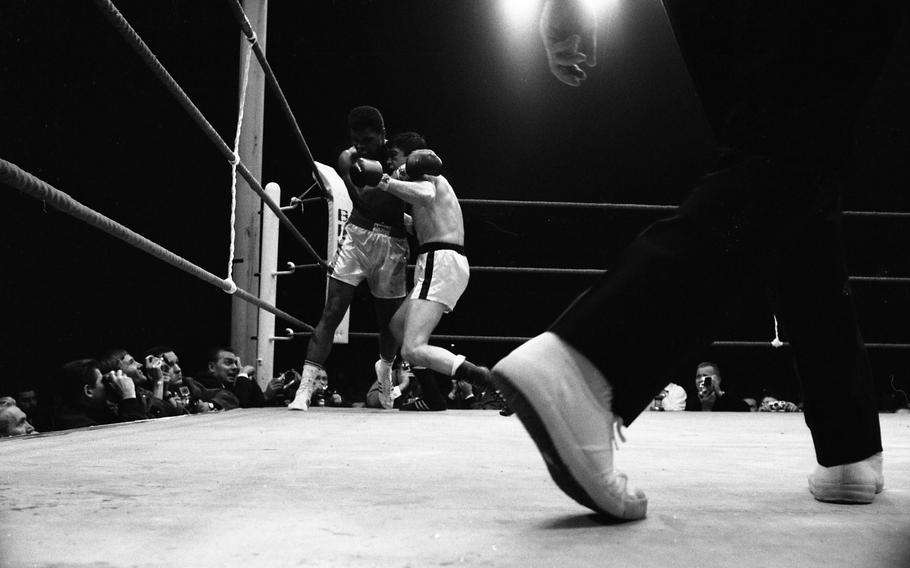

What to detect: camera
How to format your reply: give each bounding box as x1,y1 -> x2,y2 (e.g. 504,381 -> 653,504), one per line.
270,370 -> 301,406
165,385 -> 194,413
100,371 -> 125,401
702,376 -> 713,388
101,370 -> 117,390
280,370 -> 301,392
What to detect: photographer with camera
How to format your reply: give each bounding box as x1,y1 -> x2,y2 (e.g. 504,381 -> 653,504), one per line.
51,359 -> 148,430
686,362 -> 751,412
277,368 -> 345,407
98,347 -> 184,419
143,346 -> 240,413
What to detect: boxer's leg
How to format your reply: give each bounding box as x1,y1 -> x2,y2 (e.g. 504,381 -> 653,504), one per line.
289,279 -> 357,411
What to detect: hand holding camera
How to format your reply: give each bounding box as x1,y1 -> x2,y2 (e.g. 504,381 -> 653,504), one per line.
193,399 -> 215,413
168,393 -> 186,412
697,376 -> 717,405
280,369 -> 301,392
144,355 -> 165,382
166,385 -> 193,413
263,375 -> 285,401
102,370 -> 136,401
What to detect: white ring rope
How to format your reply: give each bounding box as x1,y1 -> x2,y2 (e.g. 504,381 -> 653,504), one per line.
225,41 -> 254,294
0,158 -> 313,331
771,314 -> 784,348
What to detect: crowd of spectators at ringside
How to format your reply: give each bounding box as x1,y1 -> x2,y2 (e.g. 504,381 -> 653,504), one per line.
0,345 -> 315,437
649,360 -> 910,414
2,352 -> 907,438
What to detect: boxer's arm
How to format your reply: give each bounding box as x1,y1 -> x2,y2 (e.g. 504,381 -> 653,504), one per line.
380,176 -> 436,207
403,212 -> 415,235
376,149 -> 442,204
337,147 -> 366,198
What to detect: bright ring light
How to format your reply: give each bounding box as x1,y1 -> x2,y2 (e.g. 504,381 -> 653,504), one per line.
500,0 -> 619,30
500,0 -> 537,30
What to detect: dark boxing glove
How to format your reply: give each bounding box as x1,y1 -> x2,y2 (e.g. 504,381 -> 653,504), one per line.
349,158 -> 384,188
403,149 -> 443,179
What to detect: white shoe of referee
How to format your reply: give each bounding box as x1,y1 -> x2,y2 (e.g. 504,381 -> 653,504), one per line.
492,332 -> 647,521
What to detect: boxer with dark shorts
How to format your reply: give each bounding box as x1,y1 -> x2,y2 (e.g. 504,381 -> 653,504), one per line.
350,133 -> 491,410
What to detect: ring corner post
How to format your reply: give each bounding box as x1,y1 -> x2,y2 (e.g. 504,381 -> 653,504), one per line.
230,0 -> 269,368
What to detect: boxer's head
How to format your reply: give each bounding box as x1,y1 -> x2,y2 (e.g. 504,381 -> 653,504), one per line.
348,106 -> 385,159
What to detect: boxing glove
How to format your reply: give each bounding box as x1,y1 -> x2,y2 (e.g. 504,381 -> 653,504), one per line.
350,158 -> 384,188
403,149 -> 442,179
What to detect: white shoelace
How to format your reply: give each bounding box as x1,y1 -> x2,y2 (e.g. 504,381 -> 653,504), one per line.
612,416 -> 626,451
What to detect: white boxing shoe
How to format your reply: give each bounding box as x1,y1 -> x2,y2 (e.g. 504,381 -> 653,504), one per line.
375,359 -> 394,410
288,364 -> 319,411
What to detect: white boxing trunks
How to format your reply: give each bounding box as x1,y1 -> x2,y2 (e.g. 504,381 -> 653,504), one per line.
331,215 -> 409,298
409,242 -> 469,312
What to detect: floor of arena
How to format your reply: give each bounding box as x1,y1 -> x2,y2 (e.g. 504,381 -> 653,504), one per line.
2,409 -> 908,568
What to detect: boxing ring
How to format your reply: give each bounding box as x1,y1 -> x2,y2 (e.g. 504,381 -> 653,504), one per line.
5,0 -> 910,381
2,410 -> 909,567
2,2 -> 910,567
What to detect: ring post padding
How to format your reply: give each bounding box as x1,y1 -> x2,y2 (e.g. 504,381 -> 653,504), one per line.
256,182 -> 281,390
315,162 -> 353,345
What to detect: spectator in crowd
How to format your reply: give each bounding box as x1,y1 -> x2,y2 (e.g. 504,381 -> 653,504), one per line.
13,388 -> 38,415
0,397 -> 36,437
469,384 -> 512,413
52,359 -> 148,430
263,369 -> 305,407
366,366 -> 413,409
297,368 -> 347,408
143,346 -> 184,387
99,348 -> 178,419
447,378 -> 477,409
99,348 -> 153,390
759,393 -> 802,413
144,346 -> 239,412
195,347 -> 283,408
382,365 -> 507,412
686,362 -> 751,412
649,382 -> 687,411
12,385 -> 52,432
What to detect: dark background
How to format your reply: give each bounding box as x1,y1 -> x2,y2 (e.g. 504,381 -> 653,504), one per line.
1,1 -> 908,406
